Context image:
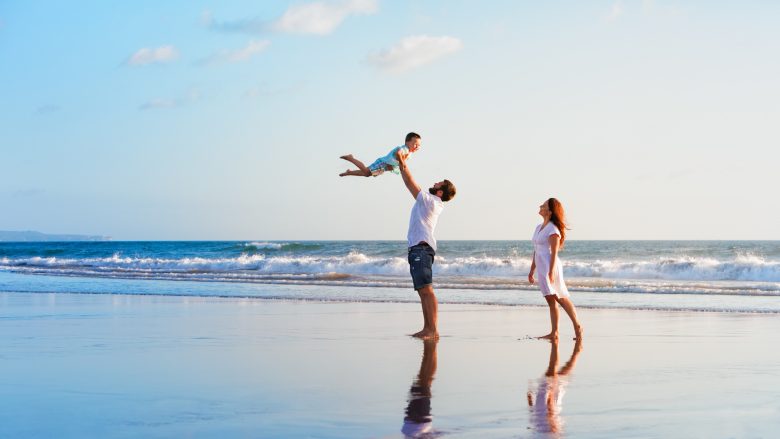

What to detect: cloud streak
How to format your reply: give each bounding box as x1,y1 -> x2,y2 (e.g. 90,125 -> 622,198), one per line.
368,35 -> 462,74
198,40 -> 270,66
126,45 -> 179,66
139,90 -> 200,111
204,0 -> 377,36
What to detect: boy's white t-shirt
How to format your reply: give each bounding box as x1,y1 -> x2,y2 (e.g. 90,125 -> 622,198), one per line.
407,191 -> 444,251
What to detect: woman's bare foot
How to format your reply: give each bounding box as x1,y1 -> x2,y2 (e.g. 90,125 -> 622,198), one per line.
339,154 -> 353,160
411,329 -> 439,340
574,325 -> 584,340
538,332 -> 558,340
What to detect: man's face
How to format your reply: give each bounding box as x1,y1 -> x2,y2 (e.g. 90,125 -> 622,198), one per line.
406,137 -> 421,152
429,180 -> 445,197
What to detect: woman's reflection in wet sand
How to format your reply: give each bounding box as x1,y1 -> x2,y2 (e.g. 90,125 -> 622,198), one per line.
527,339 -> 583,436
402,339 -> 442,438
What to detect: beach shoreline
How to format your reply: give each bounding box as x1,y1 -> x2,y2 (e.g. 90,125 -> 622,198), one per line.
2,270 -> 780,315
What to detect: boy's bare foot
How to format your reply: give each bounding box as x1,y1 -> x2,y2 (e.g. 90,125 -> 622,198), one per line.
340,154 -> 353,160
538,332 -> 558,340
411,329 -> 439,340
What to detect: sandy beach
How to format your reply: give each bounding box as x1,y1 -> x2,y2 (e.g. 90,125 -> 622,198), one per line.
1,291 -> 779,438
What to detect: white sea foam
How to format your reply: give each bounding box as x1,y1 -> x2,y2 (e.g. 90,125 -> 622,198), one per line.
2,253 -> 780,292
245,242 -> 285,250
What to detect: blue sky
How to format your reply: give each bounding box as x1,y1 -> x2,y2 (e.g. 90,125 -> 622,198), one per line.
1,1 -> 778,240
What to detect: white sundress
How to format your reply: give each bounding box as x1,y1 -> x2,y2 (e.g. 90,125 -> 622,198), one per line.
532,223 -> 570,297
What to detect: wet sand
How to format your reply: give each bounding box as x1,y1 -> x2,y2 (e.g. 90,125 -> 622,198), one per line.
1,291 -> 779,438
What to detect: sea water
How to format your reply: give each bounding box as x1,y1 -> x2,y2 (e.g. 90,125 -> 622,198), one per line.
1,240 -> 779,312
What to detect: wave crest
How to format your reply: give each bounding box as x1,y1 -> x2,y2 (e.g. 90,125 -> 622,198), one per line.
2,253 -> 780,284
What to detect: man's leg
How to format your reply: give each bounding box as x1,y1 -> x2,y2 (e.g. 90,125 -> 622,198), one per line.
413,285 -> 438,339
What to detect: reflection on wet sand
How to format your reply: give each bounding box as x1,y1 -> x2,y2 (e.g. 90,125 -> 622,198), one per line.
527,339 -> 583,436
402,339 -> 440,438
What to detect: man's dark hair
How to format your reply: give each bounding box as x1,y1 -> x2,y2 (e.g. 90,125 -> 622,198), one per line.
439,179 -> 456,202
405,132 -> 421,143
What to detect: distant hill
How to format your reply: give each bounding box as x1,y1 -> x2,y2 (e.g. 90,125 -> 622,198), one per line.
0,231 -> 111,242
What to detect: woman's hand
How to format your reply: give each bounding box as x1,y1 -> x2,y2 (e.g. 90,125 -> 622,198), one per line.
528,272 -> 535,284
548,271 -> 554,284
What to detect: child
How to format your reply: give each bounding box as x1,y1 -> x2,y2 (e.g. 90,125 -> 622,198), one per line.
339,132 -> 421,177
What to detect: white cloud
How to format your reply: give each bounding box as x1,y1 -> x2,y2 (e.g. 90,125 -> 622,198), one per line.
127,45 -> 179,66
206,0 -> 376,36
606,1 -> 624,22
199,40 -> 270,66
203,10 -> 268,34
368,35 -> 462,74
272,0 -> 377,35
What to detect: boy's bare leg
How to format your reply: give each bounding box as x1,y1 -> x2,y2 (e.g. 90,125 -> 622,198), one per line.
339,154 -> 371,175
339,169 -> 371,177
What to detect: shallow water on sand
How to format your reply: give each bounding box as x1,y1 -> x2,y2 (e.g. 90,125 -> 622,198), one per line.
1,291 -> 779,438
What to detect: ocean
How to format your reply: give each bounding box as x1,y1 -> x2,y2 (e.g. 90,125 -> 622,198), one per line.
1,240 -> 779,313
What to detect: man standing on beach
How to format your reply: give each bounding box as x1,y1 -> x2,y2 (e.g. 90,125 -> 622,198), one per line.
397,151 -> 456,339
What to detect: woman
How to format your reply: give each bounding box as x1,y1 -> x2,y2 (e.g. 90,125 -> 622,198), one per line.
528,198 -> 583,340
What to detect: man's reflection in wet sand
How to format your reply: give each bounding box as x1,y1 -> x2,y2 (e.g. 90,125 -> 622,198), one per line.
527,339 -> 583,436
402,339 -> 442,438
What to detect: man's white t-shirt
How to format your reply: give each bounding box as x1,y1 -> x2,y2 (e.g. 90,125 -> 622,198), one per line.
407,191 -> 444,251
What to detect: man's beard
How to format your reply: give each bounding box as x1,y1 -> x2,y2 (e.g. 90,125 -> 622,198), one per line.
429,187 -> 438,196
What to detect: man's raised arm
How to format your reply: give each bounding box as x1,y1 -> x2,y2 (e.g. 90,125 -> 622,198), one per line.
398,153 -> 421,200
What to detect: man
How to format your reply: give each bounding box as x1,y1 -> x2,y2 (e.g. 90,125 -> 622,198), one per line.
397,152 -> 456,339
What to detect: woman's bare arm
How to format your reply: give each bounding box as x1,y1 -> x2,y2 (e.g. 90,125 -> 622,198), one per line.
548,234 -> 560,283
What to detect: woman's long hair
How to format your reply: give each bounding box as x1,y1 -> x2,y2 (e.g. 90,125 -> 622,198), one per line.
547,198 -> 569,247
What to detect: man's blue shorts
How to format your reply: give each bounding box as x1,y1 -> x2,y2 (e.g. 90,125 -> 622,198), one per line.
408,243 -> 435,290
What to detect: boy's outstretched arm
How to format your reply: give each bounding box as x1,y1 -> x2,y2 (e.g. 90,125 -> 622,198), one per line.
398,154 -> 420,200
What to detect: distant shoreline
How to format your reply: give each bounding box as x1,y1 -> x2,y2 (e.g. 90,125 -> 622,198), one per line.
0,230 -> 110,242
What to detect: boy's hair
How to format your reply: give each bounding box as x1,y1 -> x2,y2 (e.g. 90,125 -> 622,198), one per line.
405,132 -> 421,143
440,179 -> 456,202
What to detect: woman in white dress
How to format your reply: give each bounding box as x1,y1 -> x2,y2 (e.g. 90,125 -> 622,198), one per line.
528,198 -> 583,340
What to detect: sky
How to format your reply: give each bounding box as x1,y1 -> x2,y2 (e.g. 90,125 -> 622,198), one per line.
1,0 -> 778,240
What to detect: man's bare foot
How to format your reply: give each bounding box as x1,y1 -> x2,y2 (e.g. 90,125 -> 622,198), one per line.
340,154 -> 353,160
574,325 -> 584,340
339,170 -> 350,177
411,329 -> 439,340
538,332 -> 558,340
